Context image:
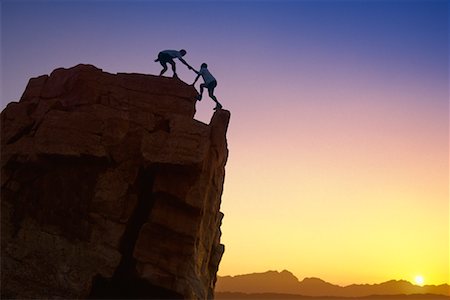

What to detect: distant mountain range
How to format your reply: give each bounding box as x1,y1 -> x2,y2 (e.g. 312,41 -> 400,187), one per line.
215,292 -> 450,300
215,270 -> 450,297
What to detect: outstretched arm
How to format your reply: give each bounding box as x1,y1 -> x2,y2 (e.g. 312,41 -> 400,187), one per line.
179,58 -> 192,69
192,73 -> 201,85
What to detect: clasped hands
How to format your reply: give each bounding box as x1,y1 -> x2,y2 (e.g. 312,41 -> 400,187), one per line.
187,66 -> 196,85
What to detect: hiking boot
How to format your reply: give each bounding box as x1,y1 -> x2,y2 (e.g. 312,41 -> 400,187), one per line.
214,103 -> 223,110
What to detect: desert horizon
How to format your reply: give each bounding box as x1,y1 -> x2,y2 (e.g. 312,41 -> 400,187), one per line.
215,269 -> 450,297
217,270 -> 450,287
215,293 -> 450,300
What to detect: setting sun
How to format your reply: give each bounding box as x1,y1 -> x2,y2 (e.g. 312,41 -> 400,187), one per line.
414,275 -> 425,286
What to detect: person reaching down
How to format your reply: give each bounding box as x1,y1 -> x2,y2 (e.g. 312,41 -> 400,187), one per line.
155,49 -> 192,78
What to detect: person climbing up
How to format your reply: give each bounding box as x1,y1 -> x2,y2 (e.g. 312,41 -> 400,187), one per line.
154,49 -> 192,78
191,63 -> 223,110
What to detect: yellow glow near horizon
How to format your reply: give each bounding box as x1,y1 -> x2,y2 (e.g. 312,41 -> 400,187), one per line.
217,81 -> 449,286
414,275 -> 425,286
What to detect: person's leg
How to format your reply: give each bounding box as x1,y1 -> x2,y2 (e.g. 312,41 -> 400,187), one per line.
159,61 -> 168,76
209,89 -> 222,109
168,60 -> 177,77
158,53 -> 172,76
197,83 -> 206,100
208,81 -> 222,109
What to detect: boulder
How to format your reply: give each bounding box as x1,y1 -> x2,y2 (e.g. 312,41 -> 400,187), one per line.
1,64 -> 230,299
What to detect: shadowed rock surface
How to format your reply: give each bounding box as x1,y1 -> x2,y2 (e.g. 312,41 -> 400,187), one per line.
1,64 -> 230,299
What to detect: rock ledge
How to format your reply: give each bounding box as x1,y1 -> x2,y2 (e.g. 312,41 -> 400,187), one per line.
1,64 -> 230,299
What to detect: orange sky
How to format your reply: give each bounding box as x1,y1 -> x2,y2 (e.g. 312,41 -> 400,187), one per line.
214,78 -> 448,285
206,41 -> 448,286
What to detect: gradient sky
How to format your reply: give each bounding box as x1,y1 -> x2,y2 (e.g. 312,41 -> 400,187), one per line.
1,0 -> 448,286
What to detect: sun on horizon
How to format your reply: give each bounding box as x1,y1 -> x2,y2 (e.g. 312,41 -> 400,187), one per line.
414,275 -> 425,286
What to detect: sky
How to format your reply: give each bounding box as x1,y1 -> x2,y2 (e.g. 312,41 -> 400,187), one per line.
1,0 -> 449,286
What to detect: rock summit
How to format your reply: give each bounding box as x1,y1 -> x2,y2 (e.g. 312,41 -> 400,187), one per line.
1,64 -> 230,299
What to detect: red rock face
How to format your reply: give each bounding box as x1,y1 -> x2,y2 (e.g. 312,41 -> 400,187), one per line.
1,64 -> 230,299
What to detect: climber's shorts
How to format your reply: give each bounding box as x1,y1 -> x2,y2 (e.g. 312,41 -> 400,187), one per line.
158,52 -> 174,64
205,80 -> 217,90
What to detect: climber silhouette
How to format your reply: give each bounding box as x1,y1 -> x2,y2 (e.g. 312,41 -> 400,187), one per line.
154,49 -> 192,78
191,63 -> 223,110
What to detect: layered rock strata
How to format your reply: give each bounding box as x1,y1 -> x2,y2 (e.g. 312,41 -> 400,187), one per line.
1,64 -> 230,299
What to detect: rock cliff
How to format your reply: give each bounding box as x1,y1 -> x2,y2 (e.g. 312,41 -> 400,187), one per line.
1,64 -> 230,299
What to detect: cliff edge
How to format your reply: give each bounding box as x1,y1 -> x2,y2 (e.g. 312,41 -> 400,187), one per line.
1,64 -> 230,299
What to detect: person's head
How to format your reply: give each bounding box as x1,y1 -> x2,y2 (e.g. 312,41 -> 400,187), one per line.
201,63 -> 208,69
180,49 -> 187,56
